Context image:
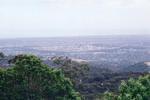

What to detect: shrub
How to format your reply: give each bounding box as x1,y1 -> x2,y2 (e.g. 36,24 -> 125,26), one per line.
0,55 -> 81,100
104,74 -> 150,100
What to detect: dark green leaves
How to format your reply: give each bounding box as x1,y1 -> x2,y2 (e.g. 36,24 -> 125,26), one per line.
104,75 -> 150,100
0,55 -> 81,100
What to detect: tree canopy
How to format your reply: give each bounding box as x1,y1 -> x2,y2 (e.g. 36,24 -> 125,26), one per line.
104,74 -> 150,100
51,56 -> 89,88
0,55 -> 81,100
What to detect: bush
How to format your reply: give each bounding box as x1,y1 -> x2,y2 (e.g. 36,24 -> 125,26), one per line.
51,56 -> 89,89
0,55 -> 81,100
104,74 -> 150,100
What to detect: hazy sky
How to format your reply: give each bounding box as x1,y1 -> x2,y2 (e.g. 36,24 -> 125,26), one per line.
0,0 -> 150,38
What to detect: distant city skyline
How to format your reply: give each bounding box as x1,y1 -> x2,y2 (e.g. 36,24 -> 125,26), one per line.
0,0 -> 150,38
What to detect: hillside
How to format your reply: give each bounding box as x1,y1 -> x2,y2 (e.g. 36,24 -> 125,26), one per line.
124,62 -> 150,73
0,53 -> 149,99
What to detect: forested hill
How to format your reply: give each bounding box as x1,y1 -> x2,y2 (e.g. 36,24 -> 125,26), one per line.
0,52 -> 149,100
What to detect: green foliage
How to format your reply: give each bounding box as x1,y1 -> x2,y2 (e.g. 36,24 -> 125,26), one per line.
104,74 -> 150,100
103,92 -> 117,100
52,56 -> 89,87
0,55 -> 81,100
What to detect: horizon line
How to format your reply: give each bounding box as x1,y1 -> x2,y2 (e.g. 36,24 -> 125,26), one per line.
0,34 -> 150,40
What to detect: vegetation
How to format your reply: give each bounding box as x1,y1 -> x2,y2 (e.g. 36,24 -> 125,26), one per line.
51,57 -> 148,100
0,53 -> 149,100
51,56 -> 89,89
104,74 -> 150,100
0,55 -> 81,100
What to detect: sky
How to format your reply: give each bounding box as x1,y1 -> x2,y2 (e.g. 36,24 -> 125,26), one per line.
0,0 -> 150,38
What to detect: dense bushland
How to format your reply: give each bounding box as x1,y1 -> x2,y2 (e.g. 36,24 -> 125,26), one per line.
0,53 -> 149,100
0,55 -> 81,100
51,56 -> 89,90
104,74 -> 150,100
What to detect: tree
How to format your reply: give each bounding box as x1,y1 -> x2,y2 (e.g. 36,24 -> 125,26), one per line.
0,55 -> 81,100
51,56 -> 89,87
104,74 -> 150,100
